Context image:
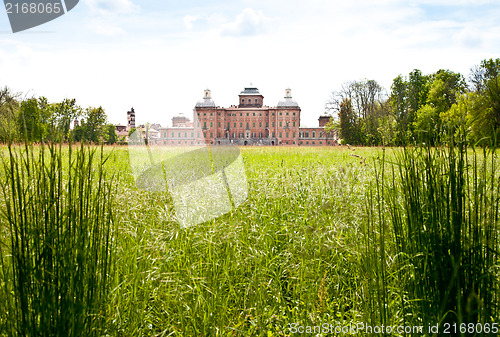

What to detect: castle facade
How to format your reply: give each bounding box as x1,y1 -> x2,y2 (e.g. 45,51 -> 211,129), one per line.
129,86 -> 337,146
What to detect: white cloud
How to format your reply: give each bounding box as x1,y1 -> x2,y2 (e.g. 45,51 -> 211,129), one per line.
183,15 -> 200,30
87,19 -> 127,36
220,8 -> 268,37
84,0 -> 140,15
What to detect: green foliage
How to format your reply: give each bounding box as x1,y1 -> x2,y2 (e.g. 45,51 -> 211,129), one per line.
103,124 -> 118,144
17,98 -> 50,142
0,143 -> 115,336
414,104 -> 440,144
0,86 -> 20,142
69,106 -> 109,144
338,98 -> 362,145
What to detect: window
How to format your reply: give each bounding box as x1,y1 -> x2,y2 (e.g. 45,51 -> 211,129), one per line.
204,113 -> 206,116
191,132 -> 194,137
234,123 -> 236,127
197,133 -> 200,137
266,122 -> 268,127
218,132 -> 221,137
253,122 -> 255,127
227,122 -> 230,128
172,132 -> 175,137
305,132 -> 309,137
272,122 -> 275,127
203,122 -> 206,128
272,132 -> 275,137
280,112 -> 282,116
253,112 -> 255,116
255,99 -> 258,103
280,122 -> 282,127
286,132 -> 289,138
163,132 -> 166,137
247,113 -> 249,116
259,122 -> 262,127
210,122 -> 213,127
312,131 -> 316,138
184,132 -> 187,137
240,122 -> 243,127
293,132 -> 295,138
246,122 -> 249,127
240,113 -> 242,116
293,121 -> 295,127
178,132 -> 181,137
279,132 -> 282,137
218,122 -> 221,127
242,99 -> 244,103
312,141 -> 315,144
210,133 -> 213,138
286,113 -> 289,116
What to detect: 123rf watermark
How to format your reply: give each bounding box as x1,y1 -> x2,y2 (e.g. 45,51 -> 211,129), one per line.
3,0 -> 79,33
288,322 -> 499,335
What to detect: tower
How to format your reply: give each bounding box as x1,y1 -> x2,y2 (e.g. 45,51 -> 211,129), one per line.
238,86 -> 264,108
127,107 -> 136,130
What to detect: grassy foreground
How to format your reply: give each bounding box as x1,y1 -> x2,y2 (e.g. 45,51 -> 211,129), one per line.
0,144 -> 499,336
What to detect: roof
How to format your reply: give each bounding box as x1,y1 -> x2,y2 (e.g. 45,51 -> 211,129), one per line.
195,97 -> 216,108
277,97 -> 299,107
240,87 -> 261,95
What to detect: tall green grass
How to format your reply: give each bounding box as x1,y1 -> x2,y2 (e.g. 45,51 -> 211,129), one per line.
365,139 -> 500,334
0,142 -> 115,336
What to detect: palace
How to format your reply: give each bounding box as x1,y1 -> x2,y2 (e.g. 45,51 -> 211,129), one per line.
127,86 -> 338,146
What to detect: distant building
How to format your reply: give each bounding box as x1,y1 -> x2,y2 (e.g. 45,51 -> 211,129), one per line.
115,124 -> 128,138
127,107 -> 136,130
130,87 -> 337,146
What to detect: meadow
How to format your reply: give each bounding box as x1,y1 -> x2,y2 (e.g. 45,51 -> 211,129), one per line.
0,143 -> 499,336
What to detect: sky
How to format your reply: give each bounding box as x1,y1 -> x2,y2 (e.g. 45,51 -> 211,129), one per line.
0,0 -> 499,127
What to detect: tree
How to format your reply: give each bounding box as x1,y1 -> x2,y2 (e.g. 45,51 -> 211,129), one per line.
327,79 -> 386,145
50,98 -> 82,141
469,58 -> 500,129
17,97 -> 51,142
389,70 -> 431,145
0,86 -> 20,142
84,106 -> 107,143
338,98 -> 362,145
102,124 -> 118,144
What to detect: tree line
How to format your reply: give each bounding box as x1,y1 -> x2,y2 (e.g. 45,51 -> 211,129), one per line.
0,91 -> 119,144
326,58 -> 500,146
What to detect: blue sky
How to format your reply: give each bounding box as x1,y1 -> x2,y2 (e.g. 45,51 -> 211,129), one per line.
1,0 -> 499,127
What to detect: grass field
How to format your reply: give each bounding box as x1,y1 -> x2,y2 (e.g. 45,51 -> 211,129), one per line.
0,144 -> 499,336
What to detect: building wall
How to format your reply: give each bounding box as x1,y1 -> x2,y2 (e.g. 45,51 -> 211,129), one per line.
140,87 -> 338,146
